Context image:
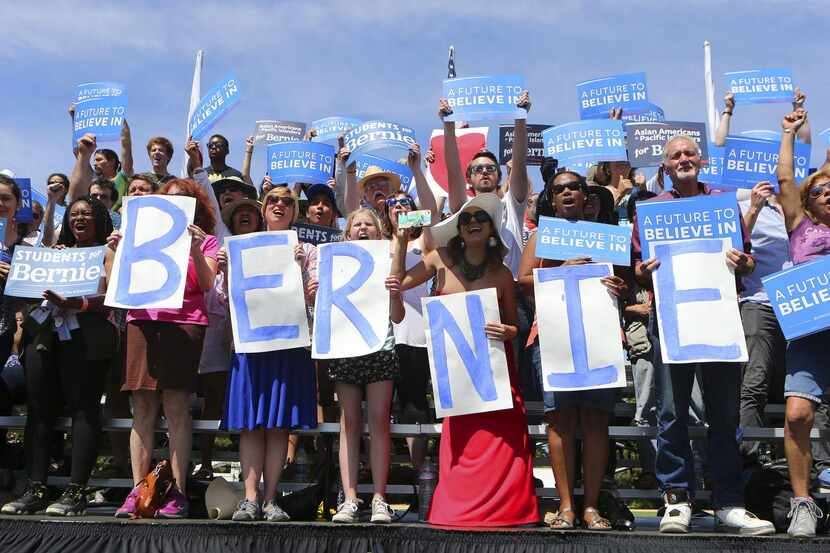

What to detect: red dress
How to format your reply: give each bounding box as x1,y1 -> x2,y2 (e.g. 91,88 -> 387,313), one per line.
427,339 -> 540,527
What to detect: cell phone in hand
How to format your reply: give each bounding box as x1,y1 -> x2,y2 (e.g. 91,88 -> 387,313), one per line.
398,210 -> 432,229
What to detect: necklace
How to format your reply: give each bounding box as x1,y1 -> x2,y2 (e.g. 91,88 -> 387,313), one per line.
459,254 -> 488,281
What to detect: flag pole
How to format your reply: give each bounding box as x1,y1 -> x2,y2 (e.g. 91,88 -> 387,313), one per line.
704,41 -> 718,143
181,49 -> 204,176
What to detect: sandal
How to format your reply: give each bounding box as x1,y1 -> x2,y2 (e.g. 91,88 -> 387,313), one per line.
582,507 -> 612,531
547,507 -> 576,530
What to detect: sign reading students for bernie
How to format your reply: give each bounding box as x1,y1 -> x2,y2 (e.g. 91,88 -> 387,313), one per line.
266,142 -> 335,185
5,246 -> 107,299
73,82 -> 127,143
13,178 -> 33,224
105,195 -> 196,309
311,117 -> 362,143
422,288 -> 512,418
188,73 -> 241,140
637,192 -> 742,259
443,75 -> 526,122
652,237 -> 748,364
536,216 -> 632,266
253,120 -> 306,145
621,102 -> 665,123
725,69 -> 795,104
576,72 -> 649,120
625,122 -> 709,168
354,154 -> 413,191
225,231 -> 310,353
343,121 -> 417,163
291,222 -> 343,245
534,263 -> 626,391
763,255 -> 830,340
721,136 -> 811,190
542,120 -> 627,173
498,124 -> 551,165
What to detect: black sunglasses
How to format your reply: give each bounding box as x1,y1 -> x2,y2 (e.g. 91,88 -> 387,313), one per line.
551,181 -> 585,195
458,210 -> 491,226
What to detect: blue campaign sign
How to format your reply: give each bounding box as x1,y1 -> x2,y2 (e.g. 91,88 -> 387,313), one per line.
13,178 -> 33,223
699,142 -> 725,185
637,192 -> 742,259
30,187 -> 65,230
620,102 -> 665,123
542,120 -> 627,173
188,73 -> 241,140
311,116 -> 362,143
721,136 -> 811,190
6,245 -> 106,299
73,82 -> 127,143
536,216 -> 632,265
266,142 -> 335,184
763,255 -> 830,340
577,72 -> 649,120
354,154 -> 413,192
725,69 -> 794,104
343,120 -> 417,163
443,75 -> 526,122
741,129 -> 781,142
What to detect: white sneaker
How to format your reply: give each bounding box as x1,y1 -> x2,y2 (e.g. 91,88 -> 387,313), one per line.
788,496 -> 823,538
332,498 -> 362,523
715,506 -> 775,536
370,496 -> 394,524
659,490 -> 691,534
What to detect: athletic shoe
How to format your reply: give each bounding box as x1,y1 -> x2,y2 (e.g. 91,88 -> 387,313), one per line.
231,498 -> 262,521
262,500 -> 290,522
332,498 -> 362,523
156,487 -> 189,519
1,481 -> 48,515
45,484 -> 87,516
715,506 -> 775,535
370,496 -> 394,524
115,486 -> 140,518
787,496 -> 824,538
659,489 -> 692,534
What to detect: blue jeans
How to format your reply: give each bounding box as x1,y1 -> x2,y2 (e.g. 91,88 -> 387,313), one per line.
652,325 -> 744,508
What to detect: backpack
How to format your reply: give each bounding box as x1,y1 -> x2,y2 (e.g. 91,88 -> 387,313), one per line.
745,461 -> 829,533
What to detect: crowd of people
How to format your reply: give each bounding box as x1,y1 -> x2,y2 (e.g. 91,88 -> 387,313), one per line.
0,87 -> 828,539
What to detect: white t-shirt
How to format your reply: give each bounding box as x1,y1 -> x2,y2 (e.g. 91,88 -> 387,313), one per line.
392,241 -> 428,347
500,191 -> 527,278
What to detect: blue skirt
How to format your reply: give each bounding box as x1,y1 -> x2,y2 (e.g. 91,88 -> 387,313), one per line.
223,348 -> 318,431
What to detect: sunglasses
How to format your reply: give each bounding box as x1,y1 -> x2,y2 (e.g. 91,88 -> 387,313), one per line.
808,181 -> 830,199
458,210 -> 491,226
207,142 -> 225,150
386,197 -> 414,208
551,181 -> 585,195
471,163 -> 498,174
268,195 -> 295,207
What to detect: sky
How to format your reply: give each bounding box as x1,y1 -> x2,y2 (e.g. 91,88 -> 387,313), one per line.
2,0 -> 829,195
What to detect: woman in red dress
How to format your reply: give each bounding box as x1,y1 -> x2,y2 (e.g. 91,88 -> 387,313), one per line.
392,193 -> 539,527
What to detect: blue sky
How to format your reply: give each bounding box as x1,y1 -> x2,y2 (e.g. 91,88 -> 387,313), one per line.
2,0 -> 829,195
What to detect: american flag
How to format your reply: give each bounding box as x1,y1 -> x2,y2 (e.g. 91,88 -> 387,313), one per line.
447,46 -> 456,79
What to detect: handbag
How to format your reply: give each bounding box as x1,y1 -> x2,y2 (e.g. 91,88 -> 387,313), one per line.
134,460 -> 175,518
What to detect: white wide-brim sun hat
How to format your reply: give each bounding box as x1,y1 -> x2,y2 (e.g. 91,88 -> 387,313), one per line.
429,192 -> 504,249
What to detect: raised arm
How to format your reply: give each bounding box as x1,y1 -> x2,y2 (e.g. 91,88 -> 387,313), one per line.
407,143 -> 439,251
68,133 -> 96,201
440,99 -> 467,213
120,120 -> 134,175
341,140 -> 360,214
392,229 -> 436,291
241,136 -> 254,185
507,91 -> 532,204
742,181 -> 774,233
41,181 -> 65,247
792,88 -> 811,145
776,110 -> 808,232
714,92 -> 735,147
517,229 -> 539,291
187,138 -> 230,240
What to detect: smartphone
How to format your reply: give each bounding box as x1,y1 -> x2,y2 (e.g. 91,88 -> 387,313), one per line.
398,210 -> 432,229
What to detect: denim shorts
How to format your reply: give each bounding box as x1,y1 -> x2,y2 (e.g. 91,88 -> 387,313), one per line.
530,341 -> 616,414
785,329 -> 830,403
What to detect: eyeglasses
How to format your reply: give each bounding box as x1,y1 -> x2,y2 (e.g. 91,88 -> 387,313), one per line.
386,197 -> 414,208
268,195 -> 295,207
207,142 -> 225,150
551,181 -> 585,195
471,163 -> 498,175
458,210 -> 491,226
808,181 -> 830,199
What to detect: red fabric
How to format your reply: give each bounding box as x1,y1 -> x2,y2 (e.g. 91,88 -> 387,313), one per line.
427,340 -> 540,527
426,128 -> 487,198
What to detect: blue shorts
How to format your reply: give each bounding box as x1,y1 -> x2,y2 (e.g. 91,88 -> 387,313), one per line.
785,329 -> 830,403
530,341 -> 616,414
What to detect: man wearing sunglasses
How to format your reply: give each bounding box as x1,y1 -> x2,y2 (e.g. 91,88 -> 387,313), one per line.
203,134 -> 244,184
439,91 -> 532,278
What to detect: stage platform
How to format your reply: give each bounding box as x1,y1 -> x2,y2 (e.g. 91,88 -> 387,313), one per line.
0,515 -> 827,553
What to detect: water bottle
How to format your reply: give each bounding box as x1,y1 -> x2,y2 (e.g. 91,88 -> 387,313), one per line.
417,459 -> 437,522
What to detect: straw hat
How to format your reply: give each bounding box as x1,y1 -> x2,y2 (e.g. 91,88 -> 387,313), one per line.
357,165 -> 401,193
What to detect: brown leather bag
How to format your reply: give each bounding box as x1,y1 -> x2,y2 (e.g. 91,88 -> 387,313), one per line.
134,460 -> 175,518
